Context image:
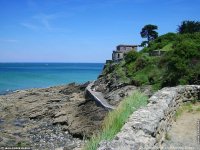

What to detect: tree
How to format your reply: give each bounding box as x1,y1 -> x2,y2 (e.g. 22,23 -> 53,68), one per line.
140,24 -> 158,45
177,20 -> 200,34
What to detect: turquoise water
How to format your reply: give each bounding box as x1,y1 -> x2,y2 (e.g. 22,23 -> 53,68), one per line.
0,63 -> 104,94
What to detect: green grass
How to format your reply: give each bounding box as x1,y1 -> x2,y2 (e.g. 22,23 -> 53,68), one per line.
17,141 -> 30,147
161,43 -> 173,51
115,66 -> 130,83
109,61 -> 131,84
165,132 -> 171,140
175,103 -> 191,120
196,107 -> 200,112
84,91 -> 148,150
174,102 -> 200,121
133,64 -> 164,86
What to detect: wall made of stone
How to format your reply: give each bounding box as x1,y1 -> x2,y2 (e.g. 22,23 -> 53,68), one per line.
98,85 -> 200,150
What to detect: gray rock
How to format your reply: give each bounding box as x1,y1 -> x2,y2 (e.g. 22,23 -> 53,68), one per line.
63,142 -> 77,150
53,116 -> 68,125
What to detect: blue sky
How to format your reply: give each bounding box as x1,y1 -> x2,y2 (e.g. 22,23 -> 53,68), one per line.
0,0 -> 199,63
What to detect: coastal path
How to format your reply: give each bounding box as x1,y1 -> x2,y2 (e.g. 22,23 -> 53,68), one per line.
85,82 -> 115,110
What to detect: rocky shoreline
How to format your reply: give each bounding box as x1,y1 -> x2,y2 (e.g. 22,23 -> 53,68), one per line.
0,82 -> 108,150
0,70 -> 153,150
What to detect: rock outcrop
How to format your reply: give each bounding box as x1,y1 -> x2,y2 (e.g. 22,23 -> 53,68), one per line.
98,85 -> 200,150
0,83 -> 108,149
91,62 -> 153,107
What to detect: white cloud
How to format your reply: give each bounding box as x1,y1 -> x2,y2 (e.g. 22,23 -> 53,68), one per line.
21,12 -> 68,31
33,13 -> 59,31
21,22 -> 39,30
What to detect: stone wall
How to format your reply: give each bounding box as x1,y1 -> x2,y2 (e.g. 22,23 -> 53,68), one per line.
149,50 -> 166,56
112,51 -> 124,62
98,85 -> 200,150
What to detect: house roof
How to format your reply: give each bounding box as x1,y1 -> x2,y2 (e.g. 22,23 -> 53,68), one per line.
117,44 -> 138,47
113,50 -> 123,53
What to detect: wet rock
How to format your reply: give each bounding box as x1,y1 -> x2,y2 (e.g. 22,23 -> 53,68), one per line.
63,142 -> 77,150
59,84 -> 81,95
0,118 -> 4,124
13,119 -> 28,127
79,81 -> 90,90
68,82 -> 76,86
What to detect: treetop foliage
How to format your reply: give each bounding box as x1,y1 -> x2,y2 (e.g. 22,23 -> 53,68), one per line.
140,24 -> 158,44
177,20 -> 200,34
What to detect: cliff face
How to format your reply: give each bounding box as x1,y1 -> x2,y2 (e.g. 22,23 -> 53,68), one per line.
92,62 -> 153,106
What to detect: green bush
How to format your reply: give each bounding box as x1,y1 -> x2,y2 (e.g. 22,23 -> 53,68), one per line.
161,32 -> 200,87
134,56 -> 148,71
124,51 -> 139,63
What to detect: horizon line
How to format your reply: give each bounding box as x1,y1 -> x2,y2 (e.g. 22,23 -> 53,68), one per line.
0,61 -> 105,64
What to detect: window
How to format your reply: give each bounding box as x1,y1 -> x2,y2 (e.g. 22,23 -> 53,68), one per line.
118,53 -> 120,58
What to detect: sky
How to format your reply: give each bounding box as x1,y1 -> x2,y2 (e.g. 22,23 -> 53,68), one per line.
0,0 -> 199,63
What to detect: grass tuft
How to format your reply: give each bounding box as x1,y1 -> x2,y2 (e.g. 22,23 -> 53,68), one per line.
174,102 -> 200,120
196,107 -> 200,112
84,91 -> 148,150
165,132 -> 171,140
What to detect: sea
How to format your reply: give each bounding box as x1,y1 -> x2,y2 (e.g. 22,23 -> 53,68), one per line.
0,63 -> 104,95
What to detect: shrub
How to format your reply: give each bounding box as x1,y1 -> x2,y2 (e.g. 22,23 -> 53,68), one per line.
124,51 -> 139,63
134,56 -> 148,71
161,32 -> 200,87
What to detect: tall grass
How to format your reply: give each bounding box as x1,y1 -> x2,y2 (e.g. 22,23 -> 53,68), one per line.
84,91 -> 148,150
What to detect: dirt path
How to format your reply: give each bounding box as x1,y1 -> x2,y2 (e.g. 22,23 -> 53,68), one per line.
162,104 -> 200,150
